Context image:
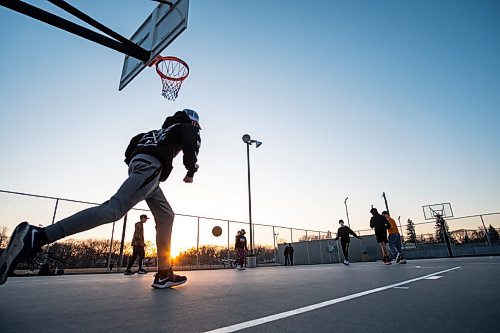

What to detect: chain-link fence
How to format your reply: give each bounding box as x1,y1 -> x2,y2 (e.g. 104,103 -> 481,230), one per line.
0,189 -> 330,274
2,189 -> 499,273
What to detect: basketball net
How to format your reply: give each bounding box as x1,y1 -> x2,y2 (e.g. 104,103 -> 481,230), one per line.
154,56 -> 189,101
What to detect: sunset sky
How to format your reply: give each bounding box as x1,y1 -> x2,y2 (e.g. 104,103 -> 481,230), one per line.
1,1 -> 499,255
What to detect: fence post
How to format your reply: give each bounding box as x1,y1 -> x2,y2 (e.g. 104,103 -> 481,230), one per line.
327,240 -> 332,263
290,228 -> 293,243
318,231 -> 324,264
273,226 -> 277,263
306,231 -> 310,264
107,222 -> 116,271
480,215 -> 493,247
196,217 -> 200,269
50,198 -> 59,225
227,220 -> 230,259
118,214 -> 128,271
358,230 -> 363,261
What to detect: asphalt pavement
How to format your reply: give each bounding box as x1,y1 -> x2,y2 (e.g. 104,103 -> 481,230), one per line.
0,256 -> 498,332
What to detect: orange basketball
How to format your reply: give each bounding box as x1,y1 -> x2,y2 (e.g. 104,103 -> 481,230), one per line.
212,226 -> 223,237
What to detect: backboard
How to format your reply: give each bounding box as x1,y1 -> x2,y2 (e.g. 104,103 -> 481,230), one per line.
119,0 -> 189,91
422,203 -> 454,220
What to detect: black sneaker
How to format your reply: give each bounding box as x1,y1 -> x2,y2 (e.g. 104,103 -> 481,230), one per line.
151,268 -> 187,289
124,269 -> 135,275
137,268 -> 148,274
0,222 -> 46,285
396,253 -> 401,263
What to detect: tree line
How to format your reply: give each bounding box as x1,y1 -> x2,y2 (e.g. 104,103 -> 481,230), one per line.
405,219 -> 499,245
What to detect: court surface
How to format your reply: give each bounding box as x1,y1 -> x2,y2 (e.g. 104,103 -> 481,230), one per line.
0,256 -> 498,332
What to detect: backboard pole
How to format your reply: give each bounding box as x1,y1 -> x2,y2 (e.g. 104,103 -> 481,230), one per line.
382,192 -> 390,215
1,0 -> 150,62
436,214 -> 454,257
47,0 -> 142,53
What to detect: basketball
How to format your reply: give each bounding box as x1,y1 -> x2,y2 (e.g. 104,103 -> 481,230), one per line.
212,226 -> 223,237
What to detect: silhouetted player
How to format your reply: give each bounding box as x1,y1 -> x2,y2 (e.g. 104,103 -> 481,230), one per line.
334,219 -> 361,265
234,229 -> 248,270
370,207 -> 392,265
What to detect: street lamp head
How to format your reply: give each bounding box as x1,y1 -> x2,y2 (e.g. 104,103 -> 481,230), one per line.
255,140 -> 262,148
242,134 -> 251,143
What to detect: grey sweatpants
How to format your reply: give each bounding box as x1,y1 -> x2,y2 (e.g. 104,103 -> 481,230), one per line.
44,154 -> 175,270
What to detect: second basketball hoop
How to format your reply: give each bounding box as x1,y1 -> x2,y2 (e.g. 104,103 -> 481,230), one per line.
152,56 -> 189,101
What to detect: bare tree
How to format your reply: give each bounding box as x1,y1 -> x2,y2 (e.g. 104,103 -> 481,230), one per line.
451,229 -> 469,244
0,226 -> 9,248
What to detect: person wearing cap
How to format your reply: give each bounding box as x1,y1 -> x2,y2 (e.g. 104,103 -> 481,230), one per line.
124,214 -> 149,275
334,219 -> 361,265
382,211 -> 407,264
1,109 -> 201,289
234,229 -> 248,270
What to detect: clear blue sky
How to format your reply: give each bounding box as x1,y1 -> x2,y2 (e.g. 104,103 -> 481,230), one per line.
1,0 -> 499,241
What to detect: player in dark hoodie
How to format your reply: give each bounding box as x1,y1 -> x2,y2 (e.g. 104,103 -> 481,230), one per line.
369,207 -> 392,264
0,109 -> 201,288
334,219 -> 361,265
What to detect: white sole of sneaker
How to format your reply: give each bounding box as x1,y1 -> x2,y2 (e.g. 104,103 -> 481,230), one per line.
0,222 -> 30,285
151,279 -> 187,289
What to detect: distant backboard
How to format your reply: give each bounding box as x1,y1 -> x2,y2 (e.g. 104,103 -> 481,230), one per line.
119,0 -> 189,91
422,203 -> 454,220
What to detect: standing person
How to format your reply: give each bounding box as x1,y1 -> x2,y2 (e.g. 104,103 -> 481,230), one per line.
287,243 -> 295,266
124,214 -> 149,275
334,219 -> 362,265
382,211 -> 407,264
284,243 -> 290,266
0,109 -> 202,289
234,229 -> 248,270
369,207 -> 392,265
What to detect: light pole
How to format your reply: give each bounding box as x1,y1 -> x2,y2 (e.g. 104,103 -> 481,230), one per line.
344,197 -> 351,227
242,134 -> 262,256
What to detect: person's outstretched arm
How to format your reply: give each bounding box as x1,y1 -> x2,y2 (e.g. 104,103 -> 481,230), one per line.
348,227 -> 362,239
181,125 -> 200,183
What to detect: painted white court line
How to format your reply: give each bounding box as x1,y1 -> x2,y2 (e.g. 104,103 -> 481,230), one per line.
203,266 -> 461,333
425,276 -> 442,280
393,286 -> 410,289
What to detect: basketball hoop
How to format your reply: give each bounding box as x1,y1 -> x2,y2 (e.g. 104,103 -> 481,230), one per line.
152,56 -> 189,101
